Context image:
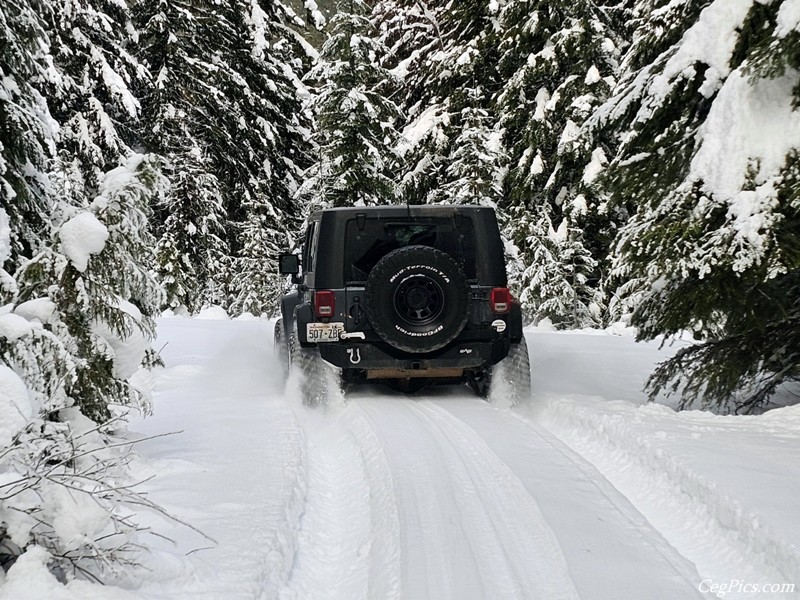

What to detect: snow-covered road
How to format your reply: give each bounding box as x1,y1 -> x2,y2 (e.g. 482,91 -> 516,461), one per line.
112,317 -> 799,600
346,396 -> 704,600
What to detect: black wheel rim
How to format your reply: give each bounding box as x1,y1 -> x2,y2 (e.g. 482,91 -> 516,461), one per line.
393,275 -> 444,326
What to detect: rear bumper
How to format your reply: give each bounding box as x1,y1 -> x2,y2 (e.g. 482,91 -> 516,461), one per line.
318,338 -> 510,372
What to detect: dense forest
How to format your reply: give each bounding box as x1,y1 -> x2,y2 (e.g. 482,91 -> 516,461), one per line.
0,0 -> 798,582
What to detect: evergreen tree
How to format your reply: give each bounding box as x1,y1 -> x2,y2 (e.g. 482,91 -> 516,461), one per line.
431,98 -> 505,207
229,205 -> 284,315
299,0 -> 401,209
134,0 -> 236,310
617,0 -> 712,75
382,0 -> 503,205
228,0 -> 313,315
599,0 -> 800,411
1,2 -> 171,576
135,0 -> 312,313
17,155 -> 167,421
495,0 -> 624,326
517,207 -> 604,327
373,0 -> 445,112
1,1 -> 161,422
372,0 -> 446,205
0,0 -> 70,406
590,0 -> 720,239
155,153 -> 228,312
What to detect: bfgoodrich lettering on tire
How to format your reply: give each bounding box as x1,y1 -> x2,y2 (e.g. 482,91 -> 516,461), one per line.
364,245 -> 470,353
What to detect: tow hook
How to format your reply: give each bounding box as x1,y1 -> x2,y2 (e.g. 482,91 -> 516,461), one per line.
347,348 -> 362,365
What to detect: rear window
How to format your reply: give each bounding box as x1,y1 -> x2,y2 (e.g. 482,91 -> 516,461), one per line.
344,217 -> 476,284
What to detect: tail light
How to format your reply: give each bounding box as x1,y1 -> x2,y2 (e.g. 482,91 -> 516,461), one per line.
314,290 -> 335,318
490,287 -> 512,314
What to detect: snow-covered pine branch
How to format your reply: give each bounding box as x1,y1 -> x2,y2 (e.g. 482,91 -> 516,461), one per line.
597,0 -> 800,410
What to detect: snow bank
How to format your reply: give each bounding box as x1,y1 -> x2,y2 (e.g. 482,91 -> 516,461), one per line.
160,306 -> 191,318
0,547 -> 138,600
527,320 -> 637,337
195,305 -> 230,320
43,485 -> 111,553
0,547 -> 76,600
603,320 -> 638,337
537,397 -> 800,590
124,318 -> 308,598
232,311 -> 260,321
528,328 -> 800,592
59,212 -> 109,272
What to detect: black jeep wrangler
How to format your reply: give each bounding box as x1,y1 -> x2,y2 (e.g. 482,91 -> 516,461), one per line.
275,205 -> 531,406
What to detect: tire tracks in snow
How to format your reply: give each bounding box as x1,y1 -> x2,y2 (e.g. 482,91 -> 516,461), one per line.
279,401 -> 402,600
357,397 -> 581,600
433,399 -> 705,599
535,396 -> 799,598
280,392 -> 708,600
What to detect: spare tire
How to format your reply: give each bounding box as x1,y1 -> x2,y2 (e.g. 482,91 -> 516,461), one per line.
364,245 -> 470,353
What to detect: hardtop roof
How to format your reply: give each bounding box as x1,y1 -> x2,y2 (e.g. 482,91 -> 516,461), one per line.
310,204 -> 496,220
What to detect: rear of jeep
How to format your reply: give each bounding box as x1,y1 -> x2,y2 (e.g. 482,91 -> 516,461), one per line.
275,205 -> 531,405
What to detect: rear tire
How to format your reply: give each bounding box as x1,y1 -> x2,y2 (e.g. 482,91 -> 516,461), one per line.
486,337 -> 531,407
289,325 -> 332,408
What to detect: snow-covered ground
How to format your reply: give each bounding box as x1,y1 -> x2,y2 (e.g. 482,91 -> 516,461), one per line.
528,331 -> 800,598
3,317 -> 798,599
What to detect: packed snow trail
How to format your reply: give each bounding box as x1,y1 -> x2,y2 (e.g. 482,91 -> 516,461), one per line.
354,398 -> 579,600
284,392 -> 704,600
431,399 -> 705,599
279,392 -> 403,600
106,317 -> 799,600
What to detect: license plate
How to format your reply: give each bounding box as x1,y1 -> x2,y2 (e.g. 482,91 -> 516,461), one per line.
307,322 -> 345,343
